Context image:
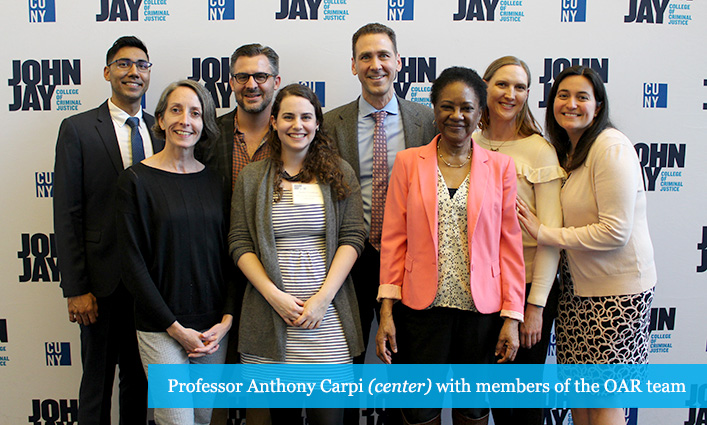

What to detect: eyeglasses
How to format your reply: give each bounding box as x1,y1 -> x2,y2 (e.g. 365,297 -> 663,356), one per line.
108,59 -> 153,72
231,72 -> 275,85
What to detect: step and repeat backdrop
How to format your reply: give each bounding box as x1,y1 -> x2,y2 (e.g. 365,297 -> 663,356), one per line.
1,1 -> 706,424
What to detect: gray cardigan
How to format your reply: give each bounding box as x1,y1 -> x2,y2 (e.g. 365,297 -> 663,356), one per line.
229,158 -> 366,361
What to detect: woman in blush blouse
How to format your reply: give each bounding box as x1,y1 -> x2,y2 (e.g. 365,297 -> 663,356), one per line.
475,56 -> 564,425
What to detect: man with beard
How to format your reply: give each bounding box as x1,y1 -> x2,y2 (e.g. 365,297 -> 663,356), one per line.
196,43 -> 280,425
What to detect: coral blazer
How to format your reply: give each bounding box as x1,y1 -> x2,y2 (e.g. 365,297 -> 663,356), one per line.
379,136 -> 525,319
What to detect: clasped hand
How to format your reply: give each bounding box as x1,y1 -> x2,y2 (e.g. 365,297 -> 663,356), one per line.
269,289 -> 328,329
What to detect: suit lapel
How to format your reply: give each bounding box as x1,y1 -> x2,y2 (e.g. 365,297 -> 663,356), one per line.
398,95 -> 422,149
95,101 -> 124,174
144,113 -> 164,153
333,100 -> 360,177
418,139 -> 439,252
467,140 -> 489,238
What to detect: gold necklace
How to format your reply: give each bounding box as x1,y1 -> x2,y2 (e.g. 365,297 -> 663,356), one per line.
437,140 -> 472,168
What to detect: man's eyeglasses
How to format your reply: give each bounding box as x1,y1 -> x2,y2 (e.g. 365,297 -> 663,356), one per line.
108,59 -> 153,72
231,72 -> 275,85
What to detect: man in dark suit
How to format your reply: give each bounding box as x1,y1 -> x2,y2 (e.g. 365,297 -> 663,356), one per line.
53,36 -> 163,425
323,23 -> 436,366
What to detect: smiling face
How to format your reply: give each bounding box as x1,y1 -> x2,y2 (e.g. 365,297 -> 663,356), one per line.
231,54 -> 281,114
553,75 -> 599,145
351,33 -> 402,108
486,64 -> 529,125
272,95 -> 318,157
158,86 -> 203,150
104,46 -> 150,112
434,81 -> 482,146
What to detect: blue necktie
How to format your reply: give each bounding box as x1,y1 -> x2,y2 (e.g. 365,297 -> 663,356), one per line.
126,117 -> 145,165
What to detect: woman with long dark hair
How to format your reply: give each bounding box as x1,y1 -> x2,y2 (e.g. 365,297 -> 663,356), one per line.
517,65 -> 657,425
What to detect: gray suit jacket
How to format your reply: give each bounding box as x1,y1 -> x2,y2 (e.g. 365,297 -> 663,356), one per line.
323,95 -> 436,178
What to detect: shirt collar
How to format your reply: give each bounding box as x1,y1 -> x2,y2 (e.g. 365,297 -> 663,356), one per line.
358,95 -> 399,119
107,98 -> 144,127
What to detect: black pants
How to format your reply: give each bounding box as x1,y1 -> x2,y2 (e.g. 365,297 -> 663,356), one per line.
78,284 -> 147,425
491,279 -> 560,425
396,304 -> 503,423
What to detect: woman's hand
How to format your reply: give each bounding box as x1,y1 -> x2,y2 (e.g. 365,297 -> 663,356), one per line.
190,315 -> 233,358
376,299 -> 398,364
265,288 -> 305,326
495,318 -> 520,363
167,321 -> 205,354
293,292 -> 329,329
520,304 -> 543,349
516,197 -> 541,240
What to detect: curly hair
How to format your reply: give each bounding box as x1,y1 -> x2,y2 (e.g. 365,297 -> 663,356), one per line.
269,84 -> 350,202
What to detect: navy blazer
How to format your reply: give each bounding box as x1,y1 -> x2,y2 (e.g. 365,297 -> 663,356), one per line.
53,100 -> 164,298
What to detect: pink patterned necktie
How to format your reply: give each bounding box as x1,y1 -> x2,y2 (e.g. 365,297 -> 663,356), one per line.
370,110 -> 388,251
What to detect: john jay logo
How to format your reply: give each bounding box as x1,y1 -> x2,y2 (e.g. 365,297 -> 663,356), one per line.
0,319 -> 7,343
299,81 -> 326,108
97,0 -> 142,21
29,0 -> 56,23
685,408 -> 707,425
634,142 -> 685,191
45,342 -> 71,366
187,57 -> 232,109
18,233 -> 60,283
623,0 -> 693,25
388,0 -> 414,21
544,408 -> 637,425
208,0 -> 234,20
649,307 -> 675,354
394,57 -> 436,107
454,0 -> 498,20
276,0 -> 349,21
28,399 -> 78,425
36,172 -> 53,198
697,226 -> 707,273
643,83 -> 667,108
561,0 -> 586,22
8,59 -> 81,112
538,58 -> 608,108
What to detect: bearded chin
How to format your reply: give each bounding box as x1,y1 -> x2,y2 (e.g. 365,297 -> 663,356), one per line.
237,93 -> 272,114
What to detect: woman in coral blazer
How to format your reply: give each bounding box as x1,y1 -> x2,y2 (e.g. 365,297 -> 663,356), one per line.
375,67 -> 525,425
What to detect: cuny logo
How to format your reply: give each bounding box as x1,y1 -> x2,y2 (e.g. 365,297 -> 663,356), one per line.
187,57 -> 232,109
394,57 -> 436,107
28,399 -> 78,425
29,0 -> 56,23
36,172 -> 53,198
18,233 -> 60,283
697,226 -> 706,273
45,342 -> 71,366
208,0 -> 234,20
538,58 -> 608,108
8,59 -> 81,112
643,83 -> 667,108
299,81 -> 326,108
560,0 -> 586,22
634,142 -> 685,192
388,0 -> 414,21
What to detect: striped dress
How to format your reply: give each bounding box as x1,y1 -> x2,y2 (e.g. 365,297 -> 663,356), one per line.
241,188 -> 351,364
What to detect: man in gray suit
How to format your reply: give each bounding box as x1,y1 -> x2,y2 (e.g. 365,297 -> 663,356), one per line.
54,36 -> 163,424
323,23 -> 436,370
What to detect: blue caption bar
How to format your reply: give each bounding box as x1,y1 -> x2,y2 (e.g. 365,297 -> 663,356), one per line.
148,364 -> 707,408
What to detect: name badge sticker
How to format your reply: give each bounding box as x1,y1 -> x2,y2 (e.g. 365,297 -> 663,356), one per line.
292,183 -> 324,205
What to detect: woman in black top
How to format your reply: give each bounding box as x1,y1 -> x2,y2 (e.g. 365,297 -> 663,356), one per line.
117,79 -> 234,425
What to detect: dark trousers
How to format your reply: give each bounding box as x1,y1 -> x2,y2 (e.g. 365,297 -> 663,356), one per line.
396,304 -> 503,423
78,284 -> 147,425
491,279 -> 560,425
